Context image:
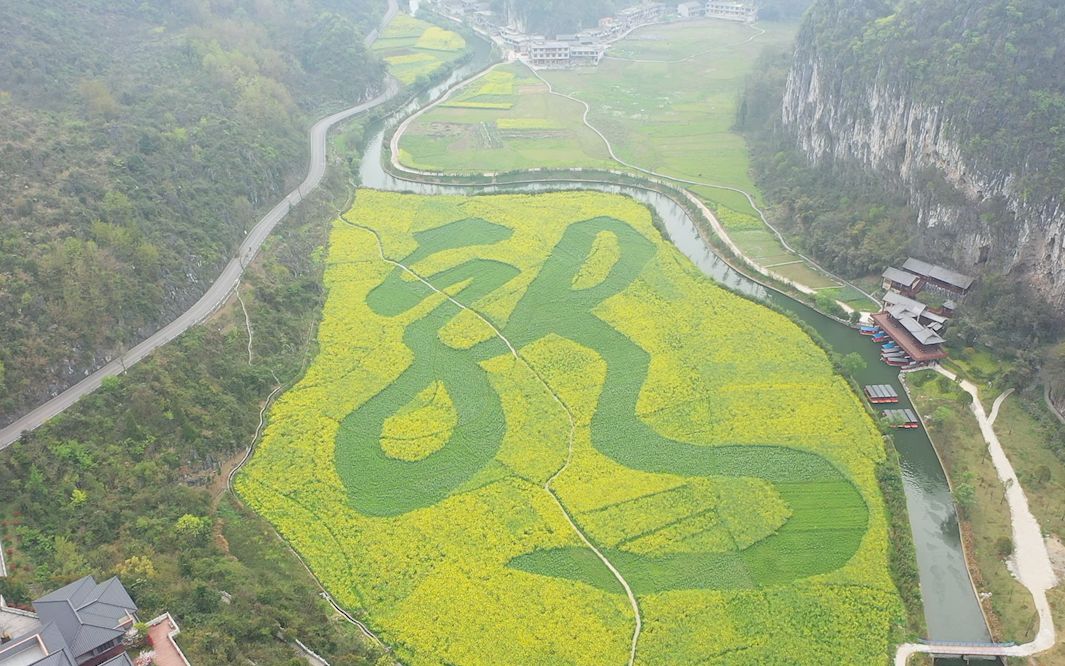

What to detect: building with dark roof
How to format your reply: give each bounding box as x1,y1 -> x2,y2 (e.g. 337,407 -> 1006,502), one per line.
0,577 -> 137,666
881,266 -> 922,296
902,257 -> 975,294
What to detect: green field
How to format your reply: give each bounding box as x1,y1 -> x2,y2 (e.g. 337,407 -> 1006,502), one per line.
543,21 -> 797,212
238,190 -> 903,664
373,14 -> 466,85
398,63 -> 615,172
396,20 -> 874,307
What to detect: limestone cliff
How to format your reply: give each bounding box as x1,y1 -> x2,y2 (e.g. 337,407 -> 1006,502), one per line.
780,0 -> 1065,308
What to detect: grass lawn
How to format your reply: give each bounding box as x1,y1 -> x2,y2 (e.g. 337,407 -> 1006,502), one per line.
942,345 -> 1013,411
399,63 -> 614,172
992,395 -> 1065,664
373,14 -> 467,85
396,19 -> 871,306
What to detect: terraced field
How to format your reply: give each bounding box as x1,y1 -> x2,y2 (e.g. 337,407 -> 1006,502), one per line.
372,14 -> 466,85
237,190 -> 903,664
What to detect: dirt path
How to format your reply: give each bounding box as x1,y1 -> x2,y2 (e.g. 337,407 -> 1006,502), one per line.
343,217 -> 642,666
522,65 -> 878,314
385,50 -> 878,316
895,369 -> 1058,664
236,283 -> 254,364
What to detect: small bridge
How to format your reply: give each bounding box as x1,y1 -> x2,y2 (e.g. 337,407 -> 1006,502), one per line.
903,640 -> 1015,663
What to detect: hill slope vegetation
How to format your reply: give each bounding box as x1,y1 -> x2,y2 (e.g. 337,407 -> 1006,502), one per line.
0,0 -> 385,424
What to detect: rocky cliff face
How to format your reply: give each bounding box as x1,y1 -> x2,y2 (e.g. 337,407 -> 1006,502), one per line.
781,15 -> 1065,308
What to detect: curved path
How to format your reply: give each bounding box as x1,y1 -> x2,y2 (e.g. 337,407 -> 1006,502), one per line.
894,370 -> 1057,665
343,217 -> 643,666
388,55 -> 879,314
0,0 -> 400,451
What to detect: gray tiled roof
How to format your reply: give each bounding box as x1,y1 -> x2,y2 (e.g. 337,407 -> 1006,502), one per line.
902,257 -> 975,290
882,266 -> 920,286
98,653 -> 134,666
31,576 -> 136,661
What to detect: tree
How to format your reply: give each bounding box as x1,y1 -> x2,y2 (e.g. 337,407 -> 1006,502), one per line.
174,514 -> 211,546
840,352 -> 866,375
931,406 -> 953,423
77,79 -> 120,119
1045,342 -> 1065,400
953,482 -> 976,517
53,536 -> 89,583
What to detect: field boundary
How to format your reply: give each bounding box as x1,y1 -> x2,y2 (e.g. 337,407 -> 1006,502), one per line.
386,53 -> 879,316
341,215 -> 643,665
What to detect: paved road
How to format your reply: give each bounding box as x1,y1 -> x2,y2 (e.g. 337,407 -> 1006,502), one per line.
0,0 -> 399,450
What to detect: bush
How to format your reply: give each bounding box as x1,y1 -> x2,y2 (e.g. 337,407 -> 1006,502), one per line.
995,536 -> 1014,559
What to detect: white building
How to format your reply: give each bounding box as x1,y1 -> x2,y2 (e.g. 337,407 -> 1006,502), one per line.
677,1 -> 704,18
529,41 -> 571,66
616,2 -> 667,28
704,0 -> 757,22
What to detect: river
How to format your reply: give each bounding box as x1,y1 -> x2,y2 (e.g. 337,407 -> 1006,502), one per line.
356,33 -> 992,650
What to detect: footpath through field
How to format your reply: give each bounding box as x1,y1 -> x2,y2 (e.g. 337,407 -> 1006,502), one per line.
388,22 -> 879,316
342,216 -> 643,665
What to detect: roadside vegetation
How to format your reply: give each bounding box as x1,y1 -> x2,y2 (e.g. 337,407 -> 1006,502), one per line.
237,189 -> 904,665
0,0 -> 385,428
908,368 -> 1065,661
0,166 -> 383,664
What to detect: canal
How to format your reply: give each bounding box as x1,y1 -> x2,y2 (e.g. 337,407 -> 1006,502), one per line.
355,27 -> 992,650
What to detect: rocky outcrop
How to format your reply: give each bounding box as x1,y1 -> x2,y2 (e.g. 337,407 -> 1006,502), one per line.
781,33 -> 1065,308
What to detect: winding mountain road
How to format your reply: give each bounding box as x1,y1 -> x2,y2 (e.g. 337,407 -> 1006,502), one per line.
0,0 -> 399,451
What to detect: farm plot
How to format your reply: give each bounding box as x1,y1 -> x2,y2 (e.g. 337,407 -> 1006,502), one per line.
373,14 -> 466,85
237,190 -> 903,665
397,63 -> 615,172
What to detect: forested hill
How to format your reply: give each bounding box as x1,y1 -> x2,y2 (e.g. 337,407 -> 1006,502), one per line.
777,0 -> 1065,314
0,0 -> 385,424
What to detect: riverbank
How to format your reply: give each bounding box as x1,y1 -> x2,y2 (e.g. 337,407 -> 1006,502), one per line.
895,368 -> 1058,664
388,16 -> 880,314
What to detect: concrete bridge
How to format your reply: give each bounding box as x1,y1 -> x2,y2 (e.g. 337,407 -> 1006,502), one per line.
897,639 -> 1033,664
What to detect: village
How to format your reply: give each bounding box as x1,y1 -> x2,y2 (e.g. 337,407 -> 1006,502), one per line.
427,0 -> 759,68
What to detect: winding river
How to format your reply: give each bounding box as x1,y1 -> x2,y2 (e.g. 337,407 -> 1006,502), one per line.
356,29 -> 993,650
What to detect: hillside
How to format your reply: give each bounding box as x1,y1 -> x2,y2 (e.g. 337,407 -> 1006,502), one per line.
0,0 -> 385,424
775,0 -> 1065,317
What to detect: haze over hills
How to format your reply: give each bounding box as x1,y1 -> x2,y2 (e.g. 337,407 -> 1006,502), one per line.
0,0 -> 383,424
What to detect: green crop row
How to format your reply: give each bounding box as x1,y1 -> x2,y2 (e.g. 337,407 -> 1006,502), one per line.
238,190 -> 904,664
